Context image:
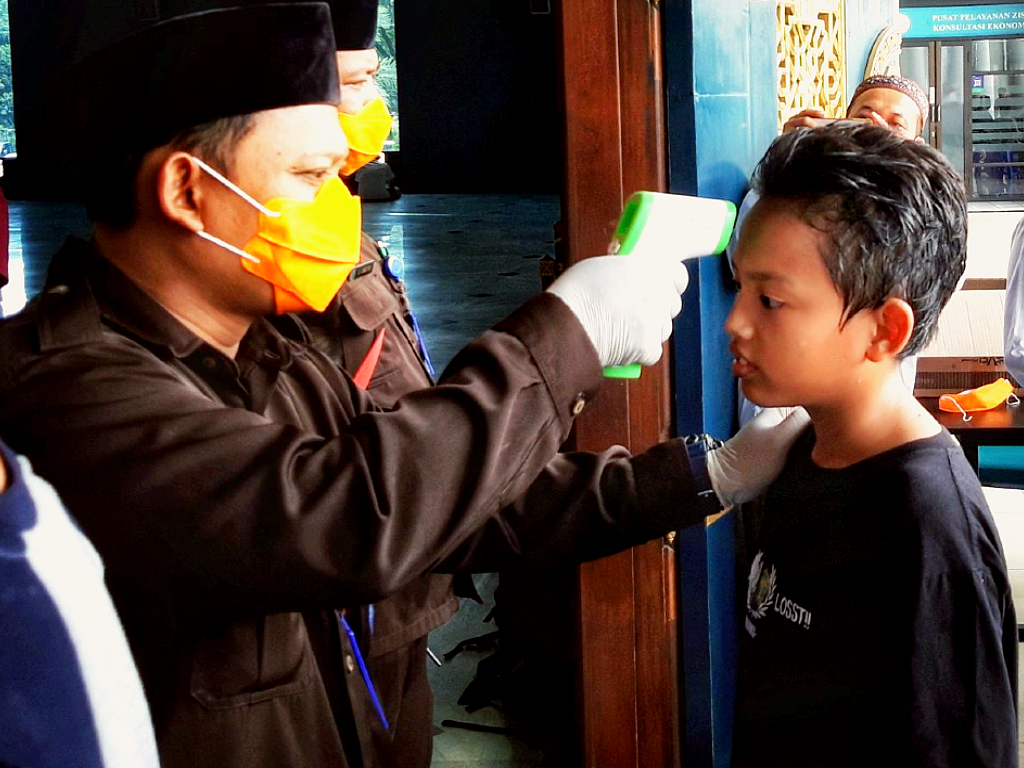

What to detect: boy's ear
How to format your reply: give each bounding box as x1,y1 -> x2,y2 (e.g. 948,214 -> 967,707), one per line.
156,152 -> 206,233
866,297 -> 915,362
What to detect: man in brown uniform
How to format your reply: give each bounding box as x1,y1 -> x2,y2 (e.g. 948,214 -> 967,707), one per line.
76,4 -> 448,763
0,5 -> 809,767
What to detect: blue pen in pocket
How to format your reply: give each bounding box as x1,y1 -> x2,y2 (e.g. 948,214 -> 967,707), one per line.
338,613 -> 390,730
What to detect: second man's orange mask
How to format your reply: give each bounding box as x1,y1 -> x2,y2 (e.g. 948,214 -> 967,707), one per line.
338,96 -> 393,176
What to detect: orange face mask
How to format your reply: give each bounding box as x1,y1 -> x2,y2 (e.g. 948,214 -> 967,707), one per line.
939,377 -> 1019,420
193,157 -> 362,313
338,96 -> 393,176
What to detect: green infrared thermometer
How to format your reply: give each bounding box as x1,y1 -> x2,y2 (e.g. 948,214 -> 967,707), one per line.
603,191 -> 738,379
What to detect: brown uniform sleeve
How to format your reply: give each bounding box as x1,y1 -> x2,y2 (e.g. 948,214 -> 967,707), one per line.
0,291 -> 616,615
439,438 -> 705,572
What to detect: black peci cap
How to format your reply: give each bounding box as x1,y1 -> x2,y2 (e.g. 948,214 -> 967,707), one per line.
66,3 -> 340,161
328,0 -> 378,51
155,0 -> 378,50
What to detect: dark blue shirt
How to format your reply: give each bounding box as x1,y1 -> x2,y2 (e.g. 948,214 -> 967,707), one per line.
734,429 -> 1018,767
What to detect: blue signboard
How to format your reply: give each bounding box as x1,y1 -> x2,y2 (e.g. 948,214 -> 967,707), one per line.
904,4 -> 1024,39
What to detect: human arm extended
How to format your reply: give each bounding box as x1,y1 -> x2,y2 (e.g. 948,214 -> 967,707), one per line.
0,287 -> 603,615
437,407 -> 810,572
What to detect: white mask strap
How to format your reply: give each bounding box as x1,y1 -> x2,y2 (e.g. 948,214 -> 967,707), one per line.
190,156 -> 281,218
940,395 -> 972,422
195,229 -> 260,264
1009,392 -> 1021,407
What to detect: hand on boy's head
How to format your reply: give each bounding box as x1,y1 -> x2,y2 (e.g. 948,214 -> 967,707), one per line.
782,108 -> 828,133
863,110 -> 890,130
785,78 -> 928,141
846,78 -> 927,140
781,112 -> 888,138
856,107 -> 927,142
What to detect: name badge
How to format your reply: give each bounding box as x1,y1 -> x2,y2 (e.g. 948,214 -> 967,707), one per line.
349,261 -> 374,280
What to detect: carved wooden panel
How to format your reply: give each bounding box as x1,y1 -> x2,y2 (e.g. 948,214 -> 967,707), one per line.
777,0 -> 847,129
865,22 -> 907,79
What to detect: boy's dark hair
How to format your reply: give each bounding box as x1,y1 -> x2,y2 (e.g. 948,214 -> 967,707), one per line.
86,114 -> 255,229
752,122 -> 966,357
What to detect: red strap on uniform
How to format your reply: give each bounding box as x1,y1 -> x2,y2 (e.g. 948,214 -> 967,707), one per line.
353,328 -> 387,389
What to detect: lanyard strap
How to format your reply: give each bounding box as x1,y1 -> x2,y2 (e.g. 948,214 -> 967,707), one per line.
338,614 -> 390,730
406,310 -> 436,379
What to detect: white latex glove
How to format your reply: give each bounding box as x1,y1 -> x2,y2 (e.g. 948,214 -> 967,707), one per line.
547,255 -> 689,367
706,406 -> 810,507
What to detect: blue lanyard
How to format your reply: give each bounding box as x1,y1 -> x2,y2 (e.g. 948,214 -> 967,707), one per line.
381,249 -> 436,380
338,614 -> 390,730
406,310 -> 436,380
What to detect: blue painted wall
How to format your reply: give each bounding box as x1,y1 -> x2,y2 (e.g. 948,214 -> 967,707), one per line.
848,0 -> 899,89
665,0 -> 777,439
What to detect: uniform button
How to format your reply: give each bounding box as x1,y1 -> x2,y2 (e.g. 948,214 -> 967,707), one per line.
202,357 -> 218,371
46,284 -> 69,295
571,395 -> 586,416
344,654 -> 356,674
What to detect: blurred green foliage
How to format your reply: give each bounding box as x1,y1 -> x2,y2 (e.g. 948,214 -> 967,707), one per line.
0,1 -> 13,154
376,0 -> 398,150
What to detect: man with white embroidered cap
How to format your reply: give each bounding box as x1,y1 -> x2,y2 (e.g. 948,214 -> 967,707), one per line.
0,3 -> 811,766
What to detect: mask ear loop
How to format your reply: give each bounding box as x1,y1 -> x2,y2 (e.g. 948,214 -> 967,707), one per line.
195,229 -> 261,264
1009,392 -> 1021,407
189,155 -> 283,265
190,156 -> 281,218
940,395 -> 973,422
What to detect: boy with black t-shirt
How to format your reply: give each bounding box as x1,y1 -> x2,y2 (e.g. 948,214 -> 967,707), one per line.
727,123 -> 1018,766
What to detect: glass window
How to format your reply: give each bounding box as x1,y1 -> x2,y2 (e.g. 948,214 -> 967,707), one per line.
970,71 -> 1024,197
376,0 -> 398,151
974,39 -> 1008,72
1009,38 -> 1024,71
940,44 -> 966,180
973,39 -> 1024,73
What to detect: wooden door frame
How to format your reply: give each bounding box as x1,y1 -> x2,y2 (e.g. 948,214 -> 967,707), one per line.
559,2 -> 679,766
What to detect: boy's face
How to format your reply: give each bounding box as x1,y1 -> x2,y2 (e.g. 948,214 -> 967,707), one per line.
726,199 -> 878,409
